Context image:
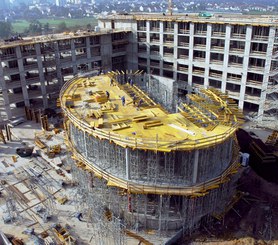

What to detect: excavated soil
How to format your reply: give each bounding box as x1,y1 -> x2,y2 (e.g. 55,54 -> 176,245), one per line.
181,168 -> 278,245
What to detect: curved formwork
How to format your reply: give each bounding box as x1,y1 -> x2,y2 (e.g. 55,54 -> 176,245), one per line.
60,71 -> 244,231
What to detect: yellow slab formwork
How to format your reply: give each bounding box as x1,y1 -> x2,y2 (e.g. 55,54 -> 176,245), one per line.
60,74 -> 243,153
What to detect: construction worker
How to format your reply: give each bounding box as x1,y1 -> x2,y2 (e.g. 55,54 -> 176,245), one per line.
121,96 -> 126,106
76,212 -> 83,221
132,95 -> 136,106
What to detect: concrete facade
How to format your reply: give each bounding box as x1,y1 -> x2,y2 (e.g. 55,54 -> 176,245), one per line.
99,14 -> 278,124
0,31 -> 130,121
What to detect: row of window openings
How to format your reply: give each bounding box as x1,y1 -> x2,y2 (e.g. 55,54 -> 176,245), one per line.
137,22 -> 270,36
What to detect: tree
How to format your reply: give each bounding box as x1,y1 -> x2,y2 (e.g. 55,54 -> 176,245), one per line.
0,21 -> 12,39
57,22 -> 67,32
44,23 -> 50,33
28,20 -> 42,35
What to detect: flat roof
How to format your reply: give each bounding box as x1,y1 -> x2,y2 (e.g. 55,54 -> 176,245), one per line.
0,29 -> 130,49
60,73 -> 243,152
99,13 -> 278,26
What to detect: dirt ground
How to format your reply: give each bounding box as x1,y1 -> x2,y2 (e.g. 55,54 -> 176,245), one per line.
182,167 -> 278,245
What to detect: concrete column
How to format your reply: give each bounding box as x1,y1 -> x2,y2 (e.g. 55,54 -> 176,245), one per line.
53,42 -> 63,86
239,25 -> 252,109
35,43 -> 47,108
84,131 -> 88,158
125,148 -> 130,180
0,65 -> 11,120
54,43 -> 63,87
192,150 -> 199,184
221,25 -> 231,93
16,46 -> 30,107
86,37 -> 92,70
173,22 -> 178,81
146,21 -> 151,74
71,39 -> 77,74
100,34 -> 112,70
188,22 -> 194,86
204,24 -> 212,88
258,27 -> 276,121
159,21 -> 164,77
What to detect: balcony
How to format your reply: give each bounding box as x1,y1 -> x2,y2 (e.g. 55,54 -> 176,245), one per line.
226,90 -> 240,99
248,65 -> 265,73
229,48 -> 245,55
163,64 -> 173,70
164,28 -> 174,33
150,62 -> 160,67
6,80 -> 22,89
193,70 -> 205,76
22,50 -> 37,57
25,76 -> 40,85
211,59 -> 223,65
179,29 -> 190,35
244,94 -> 260,104
76,53 -> 87,60
138,26 -> 146,31
138,49 -> 147,54
75,43 -> 86,49
138,61 -> 147,67
246,80 -> 262,88
112,39 -> 129,45
150,51 -> 160,57
228,62 -> 243,68
231,33 -> 246,40
28,90 -> 43,99
249,50 -> 267,58
43,60 -> 56,67
164,40 -> 174,46
0,53 -> 17,60
178,66 -> 188,73
252,35 -> 269,42
209,72 -> 222,80
178,54 -> 189,59
60,56 -> 72,64
193,57 -> 206,63
195,31 -> 207,36
164,52 -> 174,58
227,76 -> 241,85
112,48 -> 126,54
212,32 -> 226,37
3,67 -> 19,75
150,39 -> 160,45
211,46 -> 225,52
9,93 -> 24,104
138,38 -> 147,43
178,42 -> 189,48
150,27 -> 160,32
24,63 -> 39,71
59,45 -> 71,51
46,84 -> 60,94
194,44 -> 206,50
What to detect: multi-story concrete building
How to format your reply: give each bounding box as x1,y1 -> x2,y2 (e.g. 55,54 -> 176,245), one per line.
98,13 -> 278,125
0,13 -> 277,125
0,30 -> 130,121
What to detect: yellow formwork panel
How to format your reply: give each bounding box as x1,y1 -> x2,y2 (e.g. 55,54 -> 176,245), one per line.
61,74 -> 243,152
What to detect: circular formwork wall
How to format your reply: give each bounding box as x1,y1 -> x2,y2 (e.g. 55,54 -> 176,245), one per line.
69,122 -> 236,186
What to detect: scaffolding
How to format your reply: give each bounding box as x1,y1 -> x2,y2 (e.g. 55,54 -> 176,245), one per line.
60,71 -> 244,234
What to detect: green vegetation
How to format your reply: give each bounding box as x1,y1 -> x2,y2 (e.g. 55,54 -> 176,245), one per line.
0,21 -> 12,38
12,17 -> 97,34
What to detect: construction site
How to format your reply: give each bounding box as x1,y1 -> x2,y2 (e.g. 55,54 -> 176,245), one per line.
0,11 -> 278,245
0,69 -> 278,244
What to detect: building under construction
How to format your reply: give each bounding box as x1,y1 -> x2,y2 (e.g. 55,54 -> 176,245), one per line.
60,71 -> 244,234
98,13 -> 278,126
